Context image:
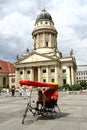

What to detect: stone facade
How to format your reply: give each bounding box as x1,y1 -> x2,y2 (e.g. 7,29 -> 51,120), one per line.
0,60 -> 15,89
76,65 -> 87,83
15,9 -> 77,87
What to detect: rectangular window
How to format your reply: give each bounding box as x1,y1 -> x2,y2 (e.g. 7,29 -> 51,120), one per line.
63,79 -> 66,85
43,79 -> 46,82
3,77 -> 6,85
51,79 -> 55,82
42,69 -> 46,73
51,68 -> 55,73
11,78 -> 15,83
20,71 -> 23,74
27,70 -> 30,74
62,69 -> 66,73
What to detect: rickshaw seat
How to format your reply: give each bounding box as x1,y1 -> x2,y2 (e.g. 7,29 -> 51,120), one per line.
46,100 -> 57,108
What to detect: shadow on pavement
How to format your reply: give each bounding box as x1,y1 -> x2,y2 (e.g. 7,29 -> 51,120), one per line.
21,112 -> 70,124
59,112 -> 70,118
37,112 -> 70,120
22,119 -> 35,125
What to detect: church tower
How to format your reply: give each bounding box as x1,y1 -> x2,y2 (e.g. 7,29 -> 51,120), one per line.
32,9 -> 58,55
15,7 -> 77,87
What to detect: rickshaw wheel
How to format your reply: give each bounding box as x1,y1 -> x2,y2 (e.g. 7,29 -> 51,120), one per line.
52,105 -> 60,118
32,108 -> 37,115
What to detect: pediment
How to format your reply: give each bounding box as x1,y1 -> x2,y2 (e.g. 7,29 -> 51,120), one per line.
19,53 -> 53,63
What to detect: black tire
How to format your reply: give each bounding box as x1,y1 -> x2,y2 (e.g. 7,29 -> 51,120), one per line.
52,105 -> 60,118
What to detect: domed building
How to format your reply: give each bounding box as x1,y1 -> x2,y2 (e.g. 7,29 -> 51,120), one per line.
15,8 -> 77,87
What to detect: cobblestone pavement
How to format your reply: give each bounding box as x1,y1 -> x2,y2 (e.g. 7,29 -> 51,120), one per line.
0,91 -> 87,130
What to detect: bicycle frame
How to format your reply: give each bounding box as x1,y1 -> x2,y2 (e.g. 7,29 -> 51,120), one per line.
19,80 -> 60,124
22,94 -> 60,124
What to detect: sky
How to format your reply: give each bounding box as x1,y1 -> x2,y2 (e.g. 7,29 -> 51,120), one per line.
0,0 -> 87,65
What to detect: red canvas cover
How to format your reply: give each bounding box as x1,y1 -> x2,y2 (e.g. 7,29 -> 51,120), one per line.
19,80 -> 59,88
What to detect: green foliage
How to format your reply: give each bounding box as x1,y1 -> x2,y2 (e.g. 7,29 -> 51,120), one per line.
71,84 -> 82,91
80,82 -> 87,89
58,86 -> 64,91
59,84 -> 70,90
64,84 -> 70,90
60,83 -> 82,91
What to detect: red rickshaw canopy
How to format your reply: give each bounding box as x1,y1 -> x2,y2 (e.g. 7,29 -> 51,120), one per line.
19,80 -> 59,88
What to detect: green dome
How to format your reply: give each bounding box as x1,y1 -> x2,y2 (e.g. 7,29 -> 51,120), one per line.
36,9 -> 53,22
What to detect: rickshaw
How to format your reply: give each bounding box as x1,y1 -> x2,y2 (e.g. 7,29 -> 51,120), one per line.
19,80 -> 60,124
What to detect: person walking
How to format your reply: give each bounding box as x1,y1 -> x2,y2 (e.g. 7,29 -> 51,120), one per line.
26,88 -> 31,97
11,87 -> 15,97
19,85 -> 24,97
6,88 -> 9,97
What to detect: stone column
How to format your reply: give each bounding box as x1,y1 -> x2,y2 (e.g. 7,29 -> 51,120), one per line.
55,65 -> 58,82
46,66 -> 49,82
30,67 -> 34,80
15,69 -> 20,88
49,33 -> 51,46
38,66 -> 41,81
69,66 -> 72,86
36,34 -> 39,48
23,67 -> 26,80
71,66 -> 74,85
43,33 -> 45,47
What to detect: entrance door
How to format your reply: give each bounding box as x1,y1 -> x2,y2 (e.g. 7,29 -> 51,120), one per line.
34,67 -> 38,81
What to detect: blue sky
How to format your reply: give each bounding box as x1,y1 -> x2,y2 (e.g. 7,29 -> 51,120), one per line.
0,0 -> 87,65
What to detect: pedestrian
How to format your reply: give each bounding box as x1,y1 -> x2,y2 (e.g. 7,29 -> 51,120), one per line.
19,85 -> 24,97
19,87 -> 22,97
6,88 -> 9,97
0,88 -> 1,96
80,88 -> 82,94
26,88 -> 31,97
11,87 -> 15,97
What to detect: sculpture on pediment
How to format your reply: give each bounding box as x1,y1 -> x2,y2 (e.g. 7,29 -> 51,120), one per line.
70,49 -> 73,56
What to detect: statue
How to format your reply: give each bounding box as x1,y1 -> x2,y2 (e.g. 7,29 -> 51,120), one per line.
16,54 -> 19,60
70,49 -> 73,56
26,48 -> 29,52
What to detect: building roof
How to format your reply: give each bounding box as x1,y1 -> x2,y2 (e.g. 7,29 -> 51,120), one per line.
36,9 -> 53,23
0,60 -> 15,73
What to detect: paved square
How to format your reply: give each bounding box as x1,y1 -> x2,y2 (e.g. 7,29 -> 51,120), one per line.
0,91 -> 87,130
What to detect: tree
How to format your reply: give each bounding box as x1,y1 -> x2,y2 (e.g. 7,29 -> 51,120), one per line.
80,82 -> 87,89
71,84 -> 81,91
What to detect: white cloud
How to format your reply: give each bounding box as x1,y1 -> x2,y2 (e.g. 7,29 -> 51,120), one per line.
0,0 -> 87,65
0,11 -> 34,36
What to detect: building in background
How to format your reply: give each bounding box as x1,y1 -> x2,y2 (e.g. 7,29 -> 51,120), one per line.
0,60 -> 15,89
76,65 -> 87,83
15,8 -> 77,87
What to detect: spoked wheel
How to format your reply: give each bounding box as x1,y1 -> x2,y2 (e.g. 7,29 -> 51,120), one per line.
41,110 -> 48,117
52,105 -> 60,118
32,108 -> 37,115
